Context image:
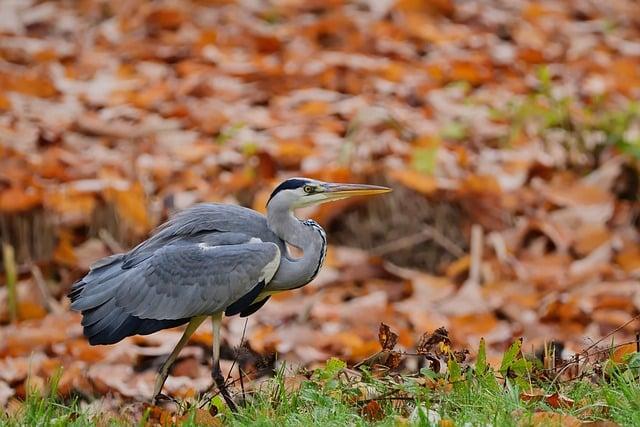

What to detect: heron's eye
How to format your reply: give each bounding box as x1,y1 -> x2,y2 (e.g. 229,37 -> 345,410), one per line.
303,185 -> 314,194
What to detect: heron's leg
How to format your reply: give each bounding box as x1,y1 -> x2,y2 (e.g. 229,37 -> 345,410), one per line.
153,315 -> 206,401
211,312 -> 238,411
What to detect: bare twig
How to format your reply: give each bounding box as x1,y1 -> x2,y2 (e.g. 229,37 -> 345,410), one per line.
30,263 -> 63,314
99,229 -> 124,253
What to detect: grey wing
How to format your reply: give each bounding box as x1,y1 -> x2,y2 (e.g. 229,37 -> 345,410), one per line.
116,241 -> 281,320
122,204 -> 279,269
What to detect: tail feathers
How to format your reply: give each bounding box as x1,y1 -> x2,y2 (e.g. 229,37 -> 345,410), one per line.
69,253 -> 188,345
81,300 -> 188,345
68,255 -> 133,311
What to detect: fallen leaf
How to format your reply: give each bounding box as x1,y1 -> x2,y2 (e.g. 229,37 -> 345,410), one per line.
361,400 -> 384,422
378,323 -> 399,351
519,412 -> 581,427
103,183 -> 151,235
389,170 -> 438,195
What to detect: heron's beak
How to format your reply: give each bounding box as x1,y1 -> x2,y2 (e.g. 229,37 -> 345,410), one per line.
322,183 -> 392,200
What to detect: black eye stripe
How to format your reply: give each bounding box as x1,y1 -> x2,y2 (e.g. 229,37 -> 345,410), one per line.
267,178 -> 313,204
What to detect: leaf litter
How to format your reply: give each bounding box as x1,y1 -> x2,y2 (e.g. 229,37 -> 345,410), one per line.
0,0 -> 639,424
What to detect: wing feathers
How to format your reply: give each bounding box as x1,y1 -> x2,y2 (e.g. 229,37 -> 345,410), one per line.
224,281 -> 266,316
70,228 -> 281,344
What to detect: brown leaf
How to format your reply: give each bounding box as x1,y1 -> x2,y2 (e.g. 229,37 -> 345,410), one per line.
545,392 -> 574,409
177,408 -> 221,426
519,412 -> 581,427
417,327 -> 451,356
385,351 -> 403,370
520,390 -> 574,409
361,400 -> 384,422
378,323 -> 399,351
146,8 -> 186,30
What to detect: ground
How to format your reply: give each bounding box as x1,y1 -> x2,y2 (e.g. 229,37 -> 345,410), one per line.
1,0 -> 640,425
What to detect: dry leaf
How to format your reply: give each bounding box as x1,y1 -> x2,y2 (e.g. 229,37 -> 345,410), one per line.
519,412 -> 581,427
378,323 -> 399,351
361,400 -> 384,422
389,170 -> 438,195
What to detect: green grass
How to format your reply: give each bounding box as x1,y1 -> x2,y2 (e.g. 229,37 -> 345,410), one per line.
3,353 -> 640,427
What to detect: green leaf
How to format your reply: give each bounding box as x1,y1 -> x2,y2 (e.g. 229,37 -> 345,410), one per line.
316,357 -> 346,381
476,338 -> 488,376
411,147 -> 438,174
440,121 -> 467,140
420,367 -> 438,380
499,339 -> 522,375
624,352 -> 640,371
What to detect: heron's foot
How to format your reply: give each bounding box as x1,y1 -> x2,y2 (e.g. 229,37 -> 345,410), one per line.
211,366 -> 238,412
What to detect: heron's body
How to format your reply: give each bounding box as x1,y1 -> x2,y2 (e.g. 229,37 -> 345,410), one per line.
69,203 -> 326,345
68,177 -> 389,406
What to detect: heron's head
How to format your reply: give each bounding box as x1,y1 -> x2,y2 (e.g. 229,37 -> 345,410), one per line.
267,177 -> 391,210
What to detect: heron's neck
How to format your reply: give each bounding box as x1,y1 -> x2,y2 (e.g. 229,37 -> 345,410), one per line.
267,205 -> 326,290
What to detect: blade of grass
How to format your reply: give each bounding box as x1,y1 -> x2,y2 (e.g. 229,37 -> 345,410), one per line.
3,243 -> 18,323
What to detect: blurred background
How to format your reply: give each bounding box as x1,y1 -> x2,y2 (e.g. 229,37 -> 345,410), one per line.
1,0 -> 639,404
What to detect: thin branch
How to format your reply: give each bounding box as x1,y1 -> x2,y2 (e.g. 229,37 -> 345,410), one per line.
99,229 -> 124,253
30,263 -> 63,314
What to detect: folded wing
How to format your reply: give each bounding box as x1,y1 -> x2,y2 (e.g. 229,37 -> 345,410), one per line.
70,240 -> 280,344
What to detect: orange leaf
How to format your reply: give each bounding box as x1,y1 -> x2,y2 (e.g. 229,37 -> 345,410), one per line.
450,59 -> 493,85
17,302 -> 47,321
573,224 -> 610,256
522,412 -> 581,427
380,62 -> 406,82
67,339 -> 110,363
103,183 -> 151,235
445,256 -> 470,281
462,175 -> 501,194
0,72 -> 57,98
396,0 -> 454,16
0,94 -> 10,110
146,8 -> 186,30
389,170 -> 437,195
297,101 -> 330,116
612,343 -> 638,364
449,313 -> 498,337
276,142 -> 314,164
53,233 -> 77,268
615,243 -> 640,273
0,188 -> 42,213
44,191 -> 96,224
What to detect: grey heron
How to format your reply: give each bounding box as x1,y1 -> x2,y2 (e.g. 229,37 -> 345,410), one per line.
68,177 -> 390,408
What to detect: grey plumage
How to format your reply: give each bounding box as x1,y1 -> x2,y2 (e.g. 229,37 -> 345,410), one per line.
69,190 -> 321,345
70,205 -> 282,344
68,178 -> 390,404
